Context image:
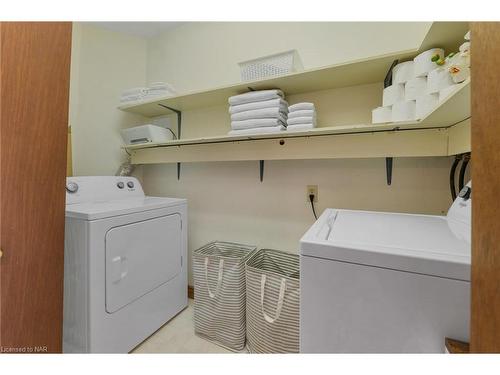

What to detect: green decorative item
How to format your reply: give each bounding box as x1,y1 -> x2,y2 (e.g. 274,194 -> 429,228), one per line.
431,53 -> 445,66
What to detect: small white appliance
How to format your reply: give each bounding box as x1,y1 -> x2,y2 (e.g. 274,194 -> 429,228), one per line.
300,182 -> 472,353
63,176 -> 187,353
120,124 -> 174,145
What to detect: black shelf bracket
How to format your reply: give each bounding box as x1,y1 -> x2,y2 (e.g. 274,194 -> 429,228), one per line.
383,60 -> 399,187
158,104 -> 182,180
384,59 -> 399,88
386,157 -> 393,186
259,160 -> 265,182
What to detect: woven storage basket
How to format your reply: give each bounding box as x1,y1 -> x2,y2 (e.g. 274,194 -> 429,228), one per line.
193,241 -> 256,351
245,248 -> 300,353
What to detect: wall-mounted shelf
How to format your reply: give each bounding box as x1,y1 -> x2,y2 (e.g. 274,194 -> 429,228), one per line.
124,78 -> 470,164
119,21 -> 470,184
118,22 -> 469,117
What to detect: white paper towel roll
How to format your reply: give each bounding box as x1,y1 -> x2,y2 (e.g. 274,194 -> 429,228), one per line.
427,67 -> 454,94
405,77 -> 427,101
392,61 -> 414,84
413,48 -> 444,77
382,84 -> 404,107
439,84 -> 459,102
392,100 -> 416,122
372,106 -> 392,124
416,93 -> 439,119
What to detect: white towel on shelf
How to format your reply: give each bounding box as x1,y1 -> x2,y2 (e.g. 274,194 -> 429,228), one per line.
288,109 -> 316,119
231,107 -> 288,121
231,118 -> 286,130
288,102 -> 315,111
287,124 -> 315,132
229,98 -> 288,114
142,90 -> 175,99
149,82 -> 176,92
228,125 -> 286,135
120,94 -> 146,103
287,116 -> 317,126
121,87 -> 148,97
228,90 -> 284,106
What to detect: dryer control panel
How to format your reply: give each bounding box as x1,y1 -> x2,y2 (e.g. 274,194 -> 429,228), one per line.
65,176 -> 145,205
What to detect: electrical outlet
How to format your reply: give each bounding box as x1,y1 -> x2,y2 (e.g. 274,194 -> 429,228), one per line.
306,185 -> 318,202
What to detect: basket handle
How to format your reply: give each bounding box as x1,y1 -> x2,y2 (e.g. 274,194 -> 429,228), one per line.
204,257 -> 224,299
260,274 -> 286,324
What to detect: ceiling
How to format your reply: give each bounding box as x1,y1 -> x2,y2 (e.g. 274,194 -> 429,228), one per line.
89,22 -> 186,38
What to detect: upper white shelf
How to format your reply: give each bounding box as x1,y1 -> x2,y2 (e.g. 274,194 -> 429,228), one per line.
118,22 -> 469,117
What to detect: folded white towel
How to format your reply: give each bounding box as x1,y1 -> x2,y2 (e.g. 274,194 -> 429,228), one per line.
287,116 -> 317,126
149,82 -> 176,92
120,94 -> 145,103
231,107 -> 288,121
228,125 -> 285,135
288,109 -> 316,119
231,118 -> 286,130
229,98 -> 288,114
229,89 -> 284,106
122,87 -> 148,97
287,124 -> 315,132
143,90 -> 175,99
288,102 -> 315,111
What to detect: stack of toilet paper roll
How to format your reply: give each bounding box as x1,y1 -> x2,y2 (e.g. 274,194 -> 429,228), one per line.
372,35 -> 470,124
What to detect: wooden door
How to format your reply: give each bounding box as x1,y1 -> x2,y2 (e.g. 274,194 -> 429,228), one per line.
470,22 -> 500,353
0,22 -> 72,353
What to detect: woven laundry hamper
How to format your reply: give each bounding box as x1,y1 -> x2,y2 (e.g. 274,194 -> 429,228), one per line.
193,241 -> 256,351
245,249 -> 300,353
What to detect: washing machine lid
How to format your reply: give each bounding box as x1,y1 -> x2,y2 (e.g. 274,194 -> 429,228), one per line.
66,196 -> 186,220
300,208 -> 471,281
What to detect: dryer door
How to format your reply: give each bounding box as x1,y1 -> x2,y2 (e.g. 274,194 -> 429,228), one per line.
105,213 -> 182,313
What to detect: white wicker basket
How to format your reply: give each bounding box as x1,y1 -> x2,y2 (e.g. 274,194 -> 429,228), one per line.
239,50 -> 302,82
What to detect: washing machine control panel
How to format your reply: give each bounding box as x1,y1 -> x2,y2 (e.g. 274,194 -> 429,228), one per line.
458,185 -> 471,200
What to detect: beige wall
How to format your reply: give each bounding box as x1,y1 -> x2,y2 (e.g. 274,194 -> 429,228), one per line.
146,22 -> 432,92
142,157 -> 454,284
70,22 -> 457,286
69,23 -> 147,176
140,22 -> 454,285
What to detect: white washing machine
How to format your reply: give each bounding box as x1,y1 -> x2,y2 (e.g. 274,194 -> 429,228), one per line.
300,183 -> 471,353
63,176 -> 187,353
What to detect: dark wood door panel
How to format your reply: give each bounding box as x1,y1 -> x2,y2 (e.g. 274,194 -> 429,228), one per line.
470,22 -> 500,353
0,22 -> 72,353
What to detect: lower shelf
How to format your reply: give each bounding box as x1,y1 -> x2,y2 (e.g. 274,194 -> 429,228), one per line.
128,120 -> 470,165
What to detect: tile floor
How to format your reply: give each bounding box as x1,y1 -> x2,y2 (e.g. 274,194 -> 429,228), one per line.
132,299 -> 232,353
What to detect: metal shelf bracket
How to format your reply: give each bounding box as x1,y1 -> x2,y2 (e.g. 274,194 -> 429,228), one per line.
158,104 -> 182,180
386,157 -> 393,186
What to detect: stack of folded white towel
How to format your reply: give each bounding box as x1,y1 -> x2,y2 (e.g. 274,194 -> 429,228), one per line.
286,102 -> 317,131
228,90 -> 288,135
120,82 -> 177,104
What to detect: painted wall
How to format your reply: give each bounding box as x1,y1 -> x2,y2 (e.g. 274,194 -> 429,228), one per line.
140,22 -> 456,285
69,23 -> 147,176
146,22 -> 431,92
69,22 -> 458,286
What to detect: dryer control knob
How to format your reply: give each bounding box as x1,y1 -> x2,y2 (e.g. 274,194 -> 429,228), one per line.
127,181 -> 134,188
458,186 -> 471,200
117,182 -> 125,189
66,181 -> 79,193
